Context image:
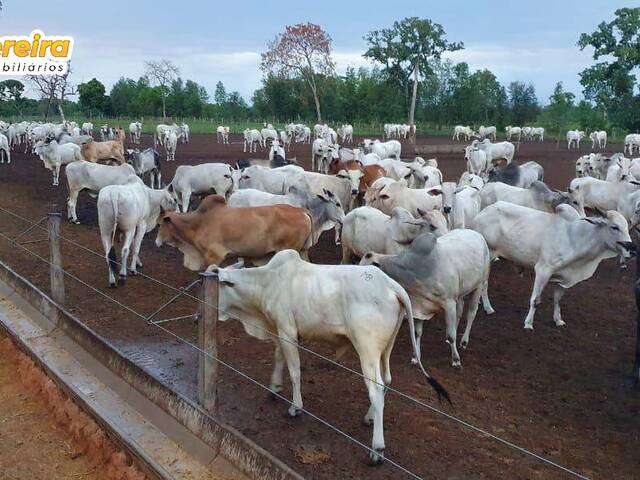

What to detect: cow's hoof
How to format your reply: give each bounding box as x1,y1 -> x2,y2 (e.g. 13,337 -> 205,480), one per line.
484,307 -> 495,315
128,269 -> 137,276
368,449 -> 385,466
287,406 -> 302,418
460,340 -> 468,350
268,385 -> 283,399
410,357 -> 418,366
452,359 -> 461,368
524,323 -> 534,330
109,282 -> 117,289
363,415 -> 373,426
555,319 -> 566,327
118,276 -> 126,286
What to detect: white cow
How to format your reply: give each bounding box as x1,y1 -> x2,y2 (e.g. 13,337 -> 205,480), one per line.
464,144 -> 489,176
366,182 -> 442,217
98,176 -> 175,287
81,122 -> 94,137
453,125 -> 473,141
475,139 -> 515,166
590,130 -> 607,149
451,183 -> 482,229
243,129 -> 263,153
128,122 -> 142,144
163,131 -> 178,161
238,165 -> 308,195
261,127 -> 279,146
567,130 -> 585,149
180,123 -> 190,143
341,206 -> 447,263
568,176 -> 640,213
126,148 -> 162,189
474,201 -> 635,329
169,163 -> 235,212
363,139 -> 401,161
531,127 -> 545,141
216,126 -> 230,144
279,130 -> 291,151
0,133 -> 10,164
505,126 -> 522,141
33,140 -> 82,185
214,249 -> 449,463
480,181 -> 584,215
360,230 -> 494,366
337,124 -> 353,143
477,125 -> 497,141
624,134 -> 640,155
66,161 -> 136,224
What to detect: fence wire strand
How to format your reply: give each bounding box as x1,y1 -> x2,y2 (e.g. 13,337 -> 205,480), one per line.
0,206 -> 591,480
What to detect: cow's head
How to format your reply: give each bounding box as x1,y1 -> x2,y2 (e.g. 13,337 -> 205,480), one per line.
582,210 -> 635,258
317,189 -> 346,225
336,168 -> 364,196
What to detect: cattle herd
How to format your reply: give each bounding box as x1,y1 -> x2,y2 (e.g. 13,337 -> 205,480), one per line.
1,117 -> 639,465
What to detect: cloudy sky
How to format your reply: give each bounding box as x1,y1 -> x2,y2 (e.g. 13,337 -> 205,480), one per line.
1,1 -> 635,104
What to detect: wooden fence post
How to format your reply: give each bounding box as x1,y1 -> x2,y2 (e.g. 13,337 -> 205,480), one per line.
198,271 -> 219,415
48,212 -> 65,306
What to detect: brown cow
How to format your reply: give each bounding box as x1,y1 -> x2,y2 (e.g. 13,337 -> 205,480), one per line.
155,195 -> 313,270
81,139 -> 125,164
114,126 -> 126,144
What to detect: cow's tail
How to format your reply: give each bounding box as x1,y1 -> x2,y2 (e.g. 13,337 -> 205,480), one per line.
394,282 -> 451,405
107,192 -> 120,274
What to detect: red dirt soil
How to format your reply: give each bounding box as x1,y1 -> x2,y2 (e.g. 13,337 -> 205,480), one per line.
0,133 -> 638,479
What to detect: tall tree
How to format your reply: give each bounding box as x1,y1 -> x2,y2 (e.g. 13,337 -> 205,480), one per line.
508,81 -> 539,125
364,17 -> 463,134
578,7 -> 640,129
144,59 -> 179,120
261,22 -> 335,123
0,79 -> 25,115
78,78 -> 107,116
214,81 -> 228,104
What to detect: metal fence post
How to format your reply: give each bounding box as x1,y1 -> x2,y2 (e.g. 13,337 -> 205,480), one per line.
198,271 -> 219,415
48,212 -> 65,306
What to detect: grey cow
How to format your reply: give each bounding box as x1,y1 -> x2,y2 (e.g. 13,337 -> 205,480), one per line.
360,230 -> 494,367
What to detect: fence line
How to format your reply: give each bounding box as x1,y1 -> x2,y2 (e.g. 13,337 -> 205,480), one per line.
0,207 -> 592,480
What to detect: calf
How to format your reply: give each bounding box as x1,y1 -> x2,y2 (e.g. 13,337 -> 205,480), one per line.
81,139 -> 125,164
126,148 -> 162,188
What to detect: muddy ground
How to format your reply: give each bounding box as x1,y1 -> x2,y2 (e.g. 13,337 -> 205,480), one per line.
0,132 -> 638,479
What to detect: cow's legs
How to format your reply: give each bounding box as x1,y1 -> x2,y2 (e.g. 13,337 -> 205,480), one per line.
444,300 -> 461,367
100,233 -> 117,288
53,164 -> 61,186
524,267 -> 551,329
269,342 -> 285,394
410,318 -> 424,365
461,287 -> 482,349
481,279 -> 495,314
279,337 -> 303,417
181,190 -> 192,213
553,285 -> 566,326
360,355 -> 386,464
67,190 -> 80,223
118,229 -> 135,285
129,224 -> 146,273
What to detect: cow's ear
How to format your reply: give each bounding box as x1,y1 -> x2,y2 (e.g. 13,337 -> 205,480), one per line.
416,207 -> 425,217
379,194 -> 390,200
316,194 -> 329,202
630,181 -> 640,186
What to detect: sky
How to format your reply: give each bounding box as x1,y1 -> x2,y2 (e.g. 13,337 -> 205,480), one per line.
0,0 -> 636,105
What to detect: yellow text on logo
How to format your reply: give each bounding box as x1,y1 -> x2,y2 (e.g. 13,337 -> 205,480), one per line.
0,29 -> 73,59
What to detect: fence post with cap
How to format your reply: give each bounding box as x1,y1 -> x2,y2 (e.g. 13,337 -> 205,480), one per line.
198,270 -> 219,415
48,212 -> 65,307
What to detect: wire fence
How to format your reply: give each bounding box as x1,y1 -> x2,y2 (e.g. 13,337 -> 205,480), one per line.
0,205 -> 591,480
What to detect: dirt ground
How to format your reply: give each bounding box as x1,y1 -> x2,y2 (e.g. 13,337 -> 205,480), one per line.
0,132 -> 638,479
0,334 -> 101,480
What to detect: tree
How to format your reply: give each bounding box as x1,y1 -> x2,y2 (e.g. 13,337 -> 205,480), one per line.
27,62 -> 76,121
364,17 -> 463,133
214,81 -> 227,104
578,8 -> 640,129
261,22 -> 335,123
507,81 -> 539,125
144,59 -> 179,120
78,78 -> 107,116
541,82 -> 575,144
0,79 -> 25,115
